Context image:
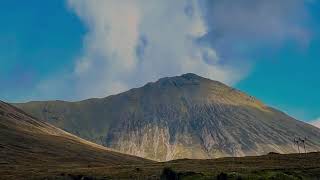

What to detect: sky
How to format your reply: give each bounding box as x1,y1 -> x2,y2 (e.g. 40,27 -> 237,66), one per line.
0,0 -> 319,126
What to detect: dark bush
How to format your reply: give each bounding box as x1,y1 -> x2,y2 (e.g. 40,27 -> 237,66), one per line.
160,167 -> 178,180
217,172 -> 228,180
66,174 -> 95,180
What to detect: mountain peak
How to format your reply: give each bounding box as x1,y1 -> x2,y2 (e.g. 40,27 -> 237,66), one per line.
131,73 -> 266,111
15,74 -> 320,161
161,73 -> 207,82
180,73 -> 203,80
153,73 -> 217,89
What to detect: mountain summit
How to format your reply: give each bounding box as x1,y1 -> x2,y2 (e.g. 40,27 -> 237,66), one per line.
15,73 -> 320,161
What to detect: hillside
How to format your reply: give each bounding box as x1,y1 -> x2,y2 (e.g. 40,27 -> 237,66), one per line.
0,101 -> 151,179
15,73 -> 320,161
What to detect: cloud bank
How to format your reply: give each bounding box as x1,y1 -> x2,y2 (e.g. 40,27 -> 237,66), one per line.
66,0 -> 244,99
35,0 -> 311,100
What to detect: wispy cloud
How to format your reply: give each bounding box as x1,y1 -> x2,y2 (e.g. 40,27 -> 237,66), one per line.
65,0 -> 244,99
203,0 -> 311,59
33,0 -> 311,100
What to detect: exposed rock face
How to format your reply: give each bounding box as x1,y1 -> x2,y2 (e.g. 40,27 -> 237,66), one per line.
15,73 -> 320,161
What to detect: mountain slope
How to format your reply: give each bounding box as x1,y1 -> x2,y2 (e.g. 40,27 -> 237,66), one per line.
0,100 -> 150,178
15,73 -> 320,161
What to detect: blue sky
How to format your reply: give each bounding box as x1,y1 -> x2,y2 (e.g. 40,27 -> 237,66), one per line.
0,0 -> 319,123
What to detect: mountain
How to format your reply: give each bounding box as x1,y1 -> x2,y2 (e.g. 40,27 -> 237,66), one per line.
0,100 -> 150,178
15,73 -> 320,161
2,98 -> 320,179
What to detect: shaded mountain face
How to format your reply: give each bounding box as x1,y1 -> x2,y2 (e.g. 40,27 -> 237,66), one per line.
15,73 -> 320,161
0,100 -> 149,177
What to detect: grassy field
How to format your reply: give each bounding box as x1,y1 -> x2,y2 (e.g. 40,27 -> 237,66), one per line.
2,152 -> 319,179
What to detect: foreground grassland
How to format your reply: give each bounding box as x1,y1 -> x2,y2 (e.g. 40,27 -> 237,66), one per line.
1,152 -> 320,179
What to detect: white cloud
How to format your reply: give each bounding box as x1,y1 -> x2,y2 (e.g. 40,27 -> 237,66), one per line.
30,0 -> 310,101
66,0 -> 244,99
310,118 -> 320,129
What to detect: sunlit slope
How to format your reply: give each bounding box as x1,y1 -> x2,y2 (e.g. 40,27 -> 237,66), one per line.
15,73 -> 320,161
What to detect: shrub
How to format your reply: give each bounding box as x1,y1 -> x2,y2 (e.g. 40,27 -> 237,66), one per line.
160,167 -> 178,180
217,172 -> 228,180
